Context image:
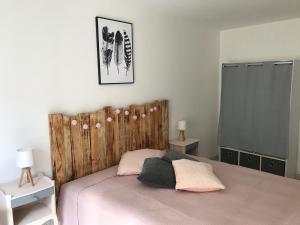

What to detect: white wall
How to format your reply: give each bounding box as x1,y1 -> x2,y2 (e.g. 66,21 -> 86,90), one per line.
0,0 -> 220,183
220,18 -> 300,62
220,18 -> 300,174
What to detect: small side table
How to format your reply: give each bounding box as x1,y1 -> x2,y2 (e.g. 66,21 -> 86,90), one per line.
0,175 -> 58,225
169,138 -> 199,156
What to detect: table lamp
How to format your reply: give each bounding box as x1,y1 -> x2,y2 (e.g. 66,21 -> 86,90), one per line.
17,148 -> 34,187
177,120 -> 186,141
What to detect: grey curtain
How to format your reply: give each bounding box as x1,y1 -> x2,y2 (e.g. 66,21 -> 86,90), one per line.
218,62 -> 292,159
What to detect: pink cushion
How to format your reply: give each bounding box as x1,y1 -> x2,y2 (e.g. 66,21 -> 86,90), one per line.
117,149 -> 165,175
172,159 -> 225,192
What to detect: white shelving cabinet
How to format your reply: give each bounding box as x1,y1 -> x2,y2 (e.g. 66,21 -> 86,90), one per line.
0,175 -> 57,225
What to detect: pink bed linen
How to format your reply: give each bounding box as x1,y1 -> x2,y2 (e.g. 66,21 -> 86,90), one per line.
58,157 -> 300,225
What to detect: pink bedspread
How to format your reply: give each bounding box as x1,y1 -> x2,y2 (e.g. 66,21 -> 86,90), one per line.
58,157 -> 300,225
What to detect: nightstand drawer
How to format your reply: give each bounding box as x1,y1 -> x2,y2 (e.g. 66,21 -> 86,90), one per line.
239,152 -> 260,170
186,142 -> 198,154
220,148 -> 238,165
169,138 -> 199,156
261,157 -> 286,176
11,187 -> 54,208
169,145 -> 185,153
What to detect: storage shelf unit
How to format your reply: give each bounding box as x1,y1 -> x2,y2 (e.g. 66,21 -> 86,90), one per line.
220,147 -> 286,176
218,60 -> 300,178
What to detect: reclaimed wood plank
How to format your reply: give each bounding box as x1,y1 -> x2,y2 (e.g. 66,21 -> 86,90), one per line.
161,100 -> 169,149
63,116 -> 73,180
124,108 -> 131,151
49,114 -> 66,193
90,112 -> 100,173
129,105 -> 138,150
70,115 -> 83,179
156,101 -> 163,149
149,102 -> 156,148
113,108 -> 120,163
139,105 -> 147,148
104,106 -> 115,167
134,106 -> 142,149
98,110 -> 107,169
79,113 -> 91,176
90,110 -> 107,170
153,100 -> 160,149
114,108 -> 125,163
144,103 -> 151,148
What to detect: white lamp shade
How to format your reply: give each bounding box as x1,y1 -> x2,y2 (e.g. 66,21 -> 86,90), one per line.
177,120 -> 187,130
16,148 -> 34,168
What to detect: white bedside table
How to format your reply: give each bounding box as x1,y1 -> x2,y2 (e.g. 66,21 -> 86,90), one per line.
0,175 -> 58,225
169,138 -> 200,155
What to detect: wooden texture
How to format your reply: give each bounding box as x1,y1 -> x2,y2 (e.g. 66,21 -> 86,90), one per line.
18,168 -> 34,188
49,100 -> 169,194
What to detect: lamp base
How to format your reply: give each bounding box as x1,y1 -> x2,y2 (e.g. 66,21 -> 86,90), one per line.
178,130 -> 186,142
19,167 -> 34,188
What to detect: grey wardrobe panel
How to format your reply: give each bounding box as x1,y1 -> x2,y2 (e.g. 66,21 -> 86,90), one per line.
219,62 -> 292,159
219,64 -> 250,150
252,62 -> 292,158
242,64 -> 264,151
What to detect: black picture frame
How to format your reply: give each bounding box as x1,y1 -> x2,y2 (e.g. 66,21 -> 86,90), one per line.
95,16 -> 134,85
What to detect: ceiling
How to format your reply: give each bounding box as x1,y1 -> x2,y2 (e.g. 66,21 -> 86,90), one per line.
132,0 -> 300,29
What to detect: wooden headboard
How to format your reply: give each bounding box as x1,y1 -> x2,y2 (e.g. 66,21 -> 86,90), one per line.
48,100 -> 169,193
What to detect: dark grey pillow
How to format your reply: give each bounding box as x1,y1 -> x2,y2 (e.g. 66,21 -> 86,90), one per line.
162,149 -> 198,163
137,157 -> 176,189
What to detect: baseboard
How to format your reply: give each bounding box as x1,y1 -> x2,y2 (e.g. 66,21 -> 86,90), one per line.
296,174 -> 300,180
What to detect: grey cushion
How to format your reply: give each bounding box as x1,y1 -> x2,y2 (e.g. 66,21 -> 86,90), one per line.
137,157 -> 175,189
162,149 -> 198,163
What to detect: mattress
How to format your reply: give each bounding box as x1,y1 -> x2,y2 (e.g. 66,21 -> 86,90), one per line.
58,157 -> 300,225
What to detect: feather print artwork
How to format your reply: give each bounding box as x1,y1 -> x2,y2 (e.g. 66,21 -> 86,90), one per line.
114,31 -> 124,74
123,30 -> 132,75
96,17 -> 134,84
102,26 -> 114,75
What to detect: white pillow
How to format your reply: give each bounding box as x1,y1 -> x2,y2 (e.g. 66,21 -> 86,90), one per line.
117,149 -> 165,176
172,159 -> 225,192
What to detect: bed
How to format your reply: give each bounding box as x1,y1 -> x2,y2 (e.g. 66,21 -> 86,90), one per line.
48,100 -> 300,225
58,156 -> 300,225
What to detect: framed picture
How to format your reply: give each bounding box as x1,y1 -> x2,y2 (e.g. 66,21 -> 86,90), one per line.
96,16 -> 134,84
